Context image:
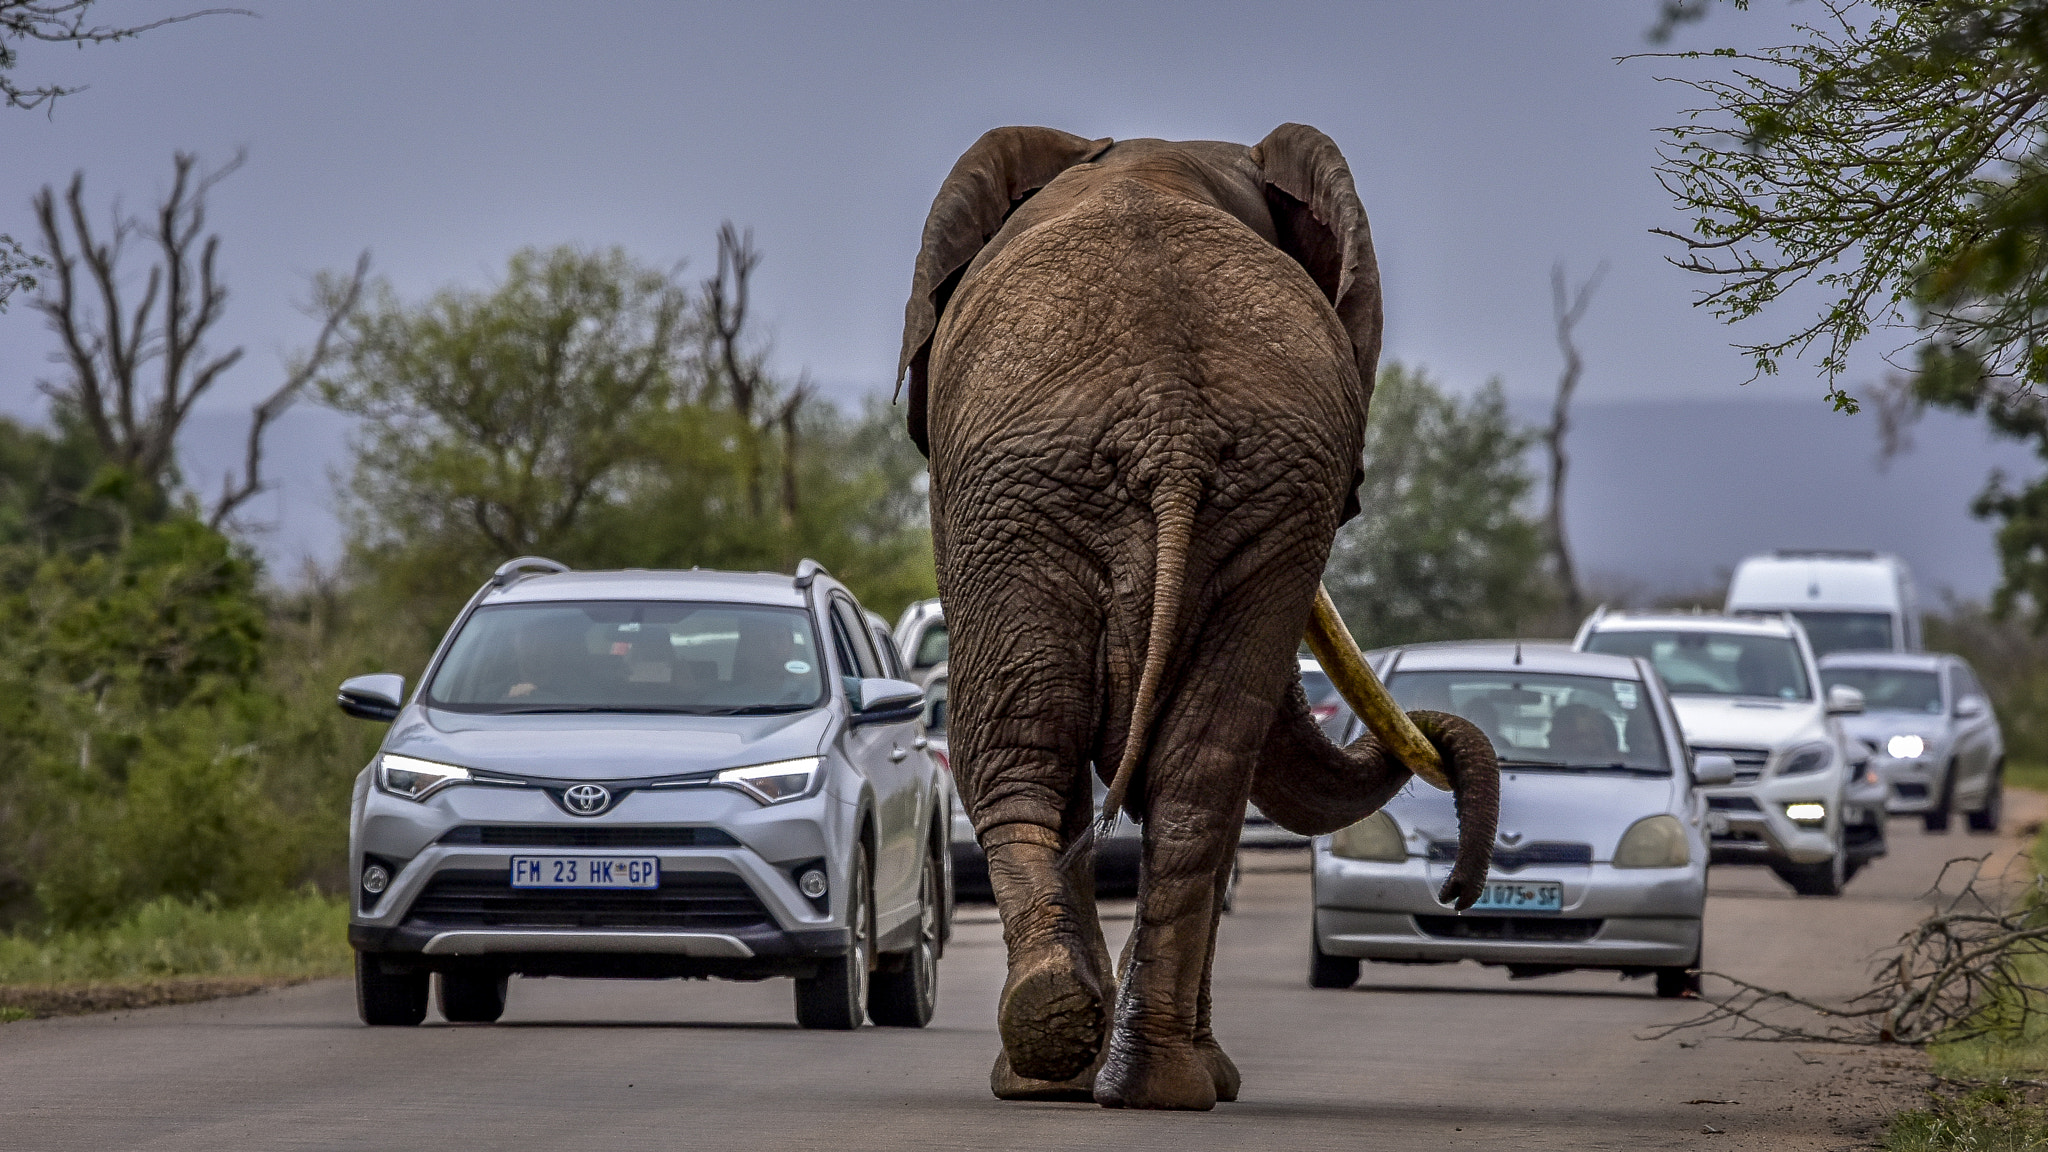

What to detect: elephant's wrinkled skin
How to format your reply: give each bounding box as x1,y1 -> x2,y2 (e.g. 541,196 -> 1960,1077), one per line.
897,124 -> 1500,1110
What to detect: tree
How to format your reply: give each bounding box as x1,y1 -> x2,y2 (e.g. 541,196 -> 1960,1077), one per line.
324,240 -> 939,620
1,1 -> 243,113
1647,0 -> 2048,619
321,245 -> 693,605
1543,262 -> 1605,620
32,153 -> 368,530
1322,363 -> 1551,648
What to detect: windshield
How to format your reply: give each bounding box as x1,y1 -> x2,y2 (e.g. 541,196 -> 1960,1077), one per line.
1583,630 -> 1811,701
1385,670 -> 1669,773
1823,667 -> 1943,714
913,621 -> 949,669
1790,611 -> 1893,656
427,601 -> 825,714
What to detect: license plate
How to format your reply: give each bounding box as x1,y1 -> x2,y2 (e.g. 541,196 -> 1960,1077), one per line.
510,856 -> 659,889
1466,879 -> 1563,913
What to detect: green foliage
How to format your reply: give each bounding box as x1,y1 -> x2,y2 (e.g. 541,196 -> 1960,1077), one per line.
323,244 -> 937,623
1324,363 -> 1553,648
0,891 -> 350,986
1885,1084 -> 2048,1151
1647,0 -> 2048,411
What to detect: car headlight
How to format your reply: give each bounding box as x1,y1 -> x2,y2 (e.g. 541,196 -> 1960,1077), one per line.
1886,734 -> 1926,760
715,757 -> 822,804
1613,814 -> 1690,868
376,754 -> 472,801
1784,802 -> 1828,825
1776,742 -> 1835,776
1329,811 -> 1405,862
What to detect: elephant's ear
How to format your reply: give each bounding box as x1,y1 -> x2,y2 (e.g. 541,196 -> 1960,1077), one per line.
1249,123 -> 1383,394
897,126 -> 1113,456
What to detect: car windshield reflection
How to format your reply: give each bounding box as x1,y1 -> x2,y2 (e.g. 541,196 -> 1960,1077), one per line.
426,601 -> 826,714
1386,670 -> 1670,774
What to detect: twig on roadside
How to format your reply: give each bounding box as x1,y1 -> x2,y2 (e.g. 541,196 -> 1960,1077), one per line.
1638,856 -> 2048,1047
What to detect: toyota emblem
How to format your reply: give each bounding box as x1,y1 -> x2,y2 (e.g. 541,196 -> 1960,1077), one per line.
563,783 -> 612,816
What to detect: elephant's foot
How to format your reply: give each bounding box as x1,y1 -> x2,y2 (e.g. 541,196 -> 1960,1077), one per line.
1094,1035 -> 1218,1111
998,943 -> 1106,1083
990,1044 -> 1104,1102
1197,1039 -> 1240,1103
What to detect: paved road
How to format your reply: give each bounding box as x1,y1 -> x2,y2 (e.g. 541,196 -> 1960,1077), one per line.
4,801 -> 2040,1151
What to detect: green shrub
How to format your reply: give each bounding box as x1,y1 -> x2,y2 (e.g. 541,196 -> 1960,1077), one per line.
0,890 -> 350,985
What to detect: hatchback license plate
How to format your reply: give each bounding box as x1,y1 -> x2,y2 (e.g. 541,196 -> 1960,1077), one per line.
1467,880 -> 1563,913
510,856 -> 659,889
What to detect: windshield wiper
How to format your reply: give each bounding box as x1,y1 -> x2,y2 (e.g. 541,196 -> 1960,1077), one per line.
1497,758 -> 1667,776
699,703 -> 813,716
488,705 -> 712,715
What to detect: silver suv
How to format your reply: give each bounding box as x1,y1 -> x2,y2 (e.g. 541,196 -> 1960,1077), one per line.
1575,610 -> 1885,896
341,558 -> 951,1030
1820,651 -> 2005,833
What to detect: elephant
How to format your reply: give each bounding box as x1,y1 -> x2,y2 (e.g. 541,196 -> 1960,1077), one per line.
896,123 -> 1501,1111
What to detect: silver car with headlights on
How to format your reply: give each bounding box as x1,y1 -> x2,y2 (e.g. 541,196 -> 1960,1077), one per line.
1820,651 -> 2005,832
1311,644 -> 1720,999
340,557 -> 951,1031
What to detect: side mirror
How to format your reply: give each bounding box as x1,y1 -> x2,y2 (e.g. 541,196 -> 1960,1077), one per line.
851,677 -> 925,726
1692,753 -> 1738,787
1956,694 -> 1990,719
338,673 -> 406,722
1826,684 -> 1866,716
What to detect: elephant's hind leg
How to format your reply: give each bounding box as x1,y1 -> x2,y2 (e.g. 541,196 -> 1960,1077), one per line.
949,577 -> 1112,1086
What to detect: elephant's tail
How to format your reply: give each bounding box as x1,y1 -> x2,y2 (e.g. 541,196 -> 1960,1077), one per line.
1096,468 -> 1200,836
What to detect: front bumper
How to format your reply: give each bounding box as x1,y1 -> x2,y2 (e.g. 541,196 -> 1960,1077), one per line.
1313,851 -> 1703,969
1701,775 -> 1845,865
1870,753 -> 1945,813
349,775 -> 852,977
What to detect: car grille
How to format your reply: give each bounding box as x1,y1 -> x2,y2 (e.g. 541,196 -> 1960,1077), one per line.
437,825 -> 740,849
402,869 -> 770,931
1427,841 -> 1592,872
1414,915 -> 1602,942
1706,796 -> 1761,812
1893,782 -> 1929,799
1692,745 -> 1770,784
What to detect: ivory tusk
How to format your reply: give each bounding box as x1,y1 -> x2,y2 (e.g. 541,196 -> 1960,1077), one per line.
1304,584 -> 1452,791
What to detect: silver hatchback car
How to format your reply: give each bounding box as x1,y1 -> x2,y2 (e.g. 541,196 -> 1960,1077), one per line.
1311,643 -> 1721,998
342,558 -> 952,1031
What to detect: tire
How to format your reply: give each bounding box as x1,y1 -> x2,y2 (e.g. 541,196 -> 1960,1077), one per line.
1772,849 -> 1846,897
1309,934 -> 1360,989
1924,765 -> 1955,833
437,971 -> 508,1024
869,849 -> 941,1028
795,843 -> 872,1030
355,951 -> 428,1026
1968,765 -> 2005,833
1655,947 -> 1702,999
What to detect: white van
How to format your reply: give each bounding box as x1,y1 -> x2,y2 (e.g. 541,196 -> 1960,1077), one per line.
1724,551 -> 1920,656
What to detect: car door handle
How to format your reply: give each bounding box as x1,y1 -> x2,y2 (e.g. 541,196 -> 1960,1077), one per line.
889,746 -> 908,762
913,736 -> 928,751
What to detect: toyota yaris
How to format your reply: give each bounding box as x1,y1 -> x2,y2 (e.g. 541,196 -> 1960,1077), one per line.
340,558 -> 952,1030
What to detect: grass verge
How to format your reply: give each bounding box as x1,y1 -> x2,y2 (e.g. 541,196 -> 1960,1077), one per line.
1888,790 -> 2048,1147
0,890 -> 351,1021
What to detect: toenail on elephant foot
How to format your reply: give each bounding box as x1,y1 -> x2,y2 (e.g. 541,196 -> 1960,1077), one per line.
1094,1040 -> 1219,1111
998,953 -> 1106,1083
990,1045 -> 1103,1102
1198,1041 -> 1240,1103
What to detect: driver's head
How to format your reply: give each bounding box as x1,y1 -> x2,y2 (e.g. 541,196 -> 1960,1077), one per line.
733,617 -> 798,687
1549,703 -> 1619,762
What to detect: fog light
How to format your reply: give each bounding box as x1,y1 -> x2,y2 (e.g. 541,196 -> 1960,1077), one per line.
361,863 -> 390,895
798,869 -> 828,899
1784,802 -> 1827,825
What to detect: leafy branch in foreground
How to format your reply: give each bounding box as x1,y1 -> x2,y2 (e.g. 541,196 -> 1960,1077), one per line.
1643,0 -> 2048,411
1,1 -> 247,113
1642,857 -> 2048,1046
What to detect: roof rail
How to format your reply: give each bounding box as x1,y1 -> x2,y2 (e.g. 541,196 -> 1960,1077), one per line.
490,556 -> 570,586
794,558 -> 829,590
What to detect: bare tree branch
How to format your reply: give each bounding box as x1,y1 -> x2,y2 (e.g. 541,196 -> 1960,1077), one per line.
1545,261 -> 1605,619
1,1 -> 252,113
209,250 -> 370,529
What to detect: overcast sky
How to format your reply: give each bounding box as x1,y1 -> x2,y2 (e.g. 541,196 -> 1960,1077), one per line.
2,1 -> 2038,600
